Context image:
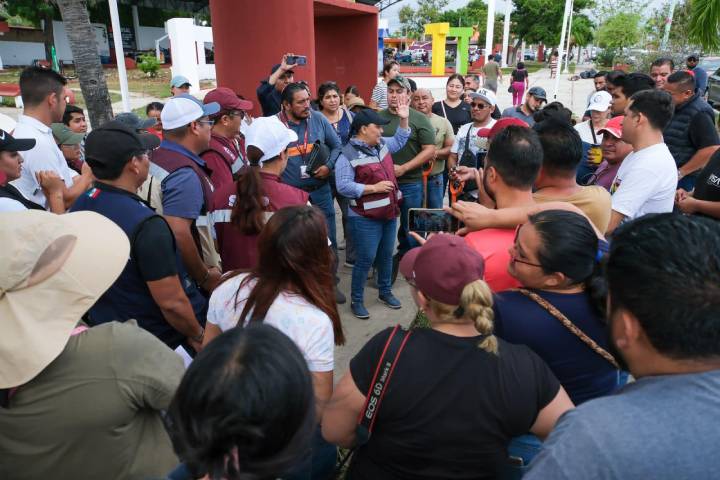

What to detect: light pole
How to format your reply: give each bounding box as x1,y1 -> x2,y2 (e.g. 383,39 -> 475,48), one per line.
485,0 -> 496,59
108,0 -> 130,113
501,0 -> 512,68
661,0 -> 676,51
553,0 -> 572,99
562,0 -> 574,74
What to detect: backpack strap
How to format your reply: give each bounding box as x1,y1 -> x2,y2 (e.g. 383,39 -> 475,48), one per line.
515,288 -> 620,369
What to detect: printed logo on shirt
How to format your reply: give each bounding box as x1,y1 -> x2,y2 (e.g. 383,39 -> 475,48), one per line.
610,176 -> 622,195
707,173 -> 720,189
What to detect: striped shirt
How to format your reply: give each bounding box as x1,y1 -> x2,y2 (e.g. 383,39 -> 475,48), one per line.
371,79 -> 388,109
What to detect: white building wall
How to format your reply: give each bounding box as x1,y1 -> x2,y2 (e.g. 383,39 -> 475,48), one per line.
0,41 -> 45,66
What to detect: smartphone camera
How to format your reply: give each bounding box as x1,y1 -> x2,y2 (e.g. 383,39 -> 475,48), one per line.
408,208 -> 460,233
287,55 -> 307,66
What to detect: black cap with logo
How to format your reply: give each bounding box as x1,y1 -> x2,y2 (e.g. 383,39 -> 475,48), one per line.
350,109 -> 391,135
0,130 -> 36,152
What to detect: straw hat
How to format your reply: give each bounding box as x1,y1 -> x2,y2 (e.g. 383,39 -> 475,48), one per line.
0,210 -> 130,388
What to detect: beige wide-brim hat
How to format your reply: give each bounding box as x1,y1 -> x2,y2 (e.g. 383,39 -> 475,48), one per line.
0,210 -> 130,388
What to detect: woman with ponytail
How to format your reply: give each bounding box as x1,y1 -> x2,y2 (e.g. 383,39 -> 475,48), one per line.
495,209 -> 625,406
322,235 -> 572,479
210,116 -> 309,271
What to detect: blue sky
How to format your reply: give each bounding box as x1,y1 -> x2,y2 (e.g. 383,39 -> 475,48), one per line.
381,0 -> 669,33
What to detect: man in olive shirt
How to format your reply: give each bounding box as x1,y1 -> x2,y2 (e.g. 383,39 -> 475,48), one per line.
482,55 -> 503,93
377,75 -> 435,269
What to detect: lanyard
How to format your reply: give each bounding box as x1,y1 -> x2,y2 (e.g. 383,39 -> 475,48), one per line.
278,111 -> 311,162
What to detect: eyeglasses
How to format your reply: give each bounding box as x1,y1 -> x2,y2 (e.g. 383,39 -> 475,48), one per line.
471,103 -> 490,110
228,110 -> 245,119
509,224 -> 544,268
196,119 -> 215,127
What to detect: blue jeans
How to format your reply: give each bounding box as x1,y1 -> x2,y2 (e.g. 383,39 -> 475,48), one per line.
309,182 -> 337,250
508,433 -> 543,467
426,173 -> 444,209
349,216 -> 397,303
397,181 -> 423,256
337,195 -> 356,263
283,426 -> 337,480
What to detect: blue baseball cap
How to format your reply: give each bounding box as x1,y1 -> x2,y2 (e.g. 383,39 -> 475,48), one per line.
170,75 -> 192,88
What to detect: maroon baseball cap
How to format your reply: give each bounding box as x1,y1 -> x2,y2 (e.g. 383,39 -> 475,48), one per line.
400,235 -> 485,305
487,117 -> 529,140
203,87 -> 253,111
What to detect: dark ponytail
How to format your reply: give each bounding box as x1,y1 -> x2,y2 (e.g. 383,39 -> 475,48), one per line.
528,210 -> 607,316
231,145 -> 267,235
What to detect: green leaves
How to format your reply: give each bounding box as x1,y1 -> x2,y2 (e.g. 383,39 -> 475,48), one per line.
688,0 -> 720,50
596,12 -> 642,49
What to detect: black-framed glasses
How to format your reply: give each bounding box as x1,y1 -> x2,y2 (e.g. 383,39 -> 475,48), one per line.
509,224 -> 544,268
228,110 -> 245,119
471,103 -> 490,110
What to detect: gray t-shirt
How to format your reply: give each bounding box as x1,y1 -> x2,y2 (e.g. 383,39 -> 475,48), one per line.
525,369 -> 720,480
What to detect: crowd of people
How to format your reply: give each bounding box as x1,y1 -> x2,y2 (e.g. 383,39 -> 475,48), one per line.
1,49 -> 719,480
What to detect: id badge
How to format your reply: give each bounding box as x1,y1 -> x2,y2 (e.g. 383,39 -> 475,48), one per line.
300,165 -> 310,179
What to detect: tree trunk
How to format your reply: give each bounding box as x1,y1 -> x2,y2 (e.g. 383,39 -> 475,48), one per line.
55,0 -> 113,128
42,10 -> 54,62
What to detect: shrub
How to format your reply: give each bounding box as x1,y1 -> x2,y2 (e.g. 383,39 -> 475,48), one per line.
138,54 -> 160,78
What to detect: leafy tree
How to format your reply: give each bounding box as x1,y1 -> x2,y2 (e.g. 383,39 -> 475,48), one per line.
6,0 -> 112,127
512,0 -> 595,46
644,0 -> 694,51
592,0 -> 647,24
398,0 -> 449,39
570,14 -> 594,47
439,0 -> 504,45
688,0 -> 720,50
596,12 -> 642,49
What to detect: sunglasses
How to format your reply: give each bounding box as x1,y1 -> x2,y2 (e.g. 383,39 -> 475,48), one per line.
509,224 -> 544,268
471,103 -> 490,110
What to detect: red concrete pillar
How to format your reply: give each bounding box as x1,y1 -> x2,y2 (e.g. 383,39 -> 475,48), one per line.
210,0 -> 316,116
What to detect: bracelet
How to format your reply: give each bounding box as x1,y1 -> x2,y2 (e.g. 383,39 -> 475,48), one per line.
191,327 -> 205,343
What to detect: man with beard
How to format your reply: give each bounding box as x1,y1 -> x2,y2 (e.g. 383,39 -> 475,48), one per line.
501,86 -> 546,126
277,82 -> 345,303
525,213 -> 720,480
463,123 -> 542,292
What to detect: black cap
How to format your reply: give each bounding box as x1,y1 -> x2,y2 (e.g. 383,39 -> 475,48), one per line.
687,53 -> 700,61
85,120 -> 160,168
0,130 -> 36,152
350,109 -> 391,134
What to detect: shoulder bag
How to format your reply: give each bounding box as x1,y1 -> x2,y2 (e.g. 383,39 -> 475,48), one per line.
334,324 -> 412,476
516,289 -> 620,369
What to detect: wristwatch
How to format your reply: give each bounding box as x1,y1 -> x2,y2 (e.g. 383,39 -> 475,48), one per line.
678,169 -> 685,180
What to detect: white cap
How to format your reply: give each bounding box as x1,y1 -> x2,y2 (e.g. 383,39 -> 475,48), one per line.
245,116 -> 298,164
161,94 -> 220,130
588,91 -> 612,112
468,88 -> 497,107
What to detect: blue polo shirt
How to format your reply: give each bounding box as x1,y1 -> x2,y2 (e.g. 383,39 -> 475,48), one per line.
157,140 -> 206,220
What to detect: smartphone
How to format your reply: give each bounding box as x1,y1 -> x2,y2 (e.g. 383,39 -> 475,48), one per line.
287,55 -> 307,66
408,208 -> 460,233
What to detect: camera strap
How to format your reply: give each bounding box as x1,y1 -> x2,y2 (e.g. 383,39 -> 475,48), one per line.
334,325 -> 411,476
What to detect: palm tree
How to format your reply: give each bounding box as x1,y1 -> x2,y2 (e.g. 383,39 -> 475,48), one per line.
688,0 -> 720,50
55,0 -> 113,127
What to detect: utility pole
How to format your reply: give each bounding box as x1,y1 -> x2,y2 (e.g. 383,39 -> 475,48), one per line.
562,0 -> 574,74
661,0 -> 676,51
501,0 -> 512,67
553,0 -> 572,99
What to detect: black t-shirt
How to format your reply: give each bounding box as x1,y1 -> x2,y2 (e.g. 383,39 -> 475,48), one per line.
347,327 -> 560,480
432,100 -> 472,134
133,215 -> 178,281
511,69 -> 528,82
693,148 -> 720,202
688,111 -> 720,153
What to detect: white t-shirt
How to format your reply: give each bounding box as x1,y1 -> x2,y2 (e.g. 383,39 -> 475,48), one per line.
610,142 -> 676,220
10,115 -> 76,207
574,120 -> 604,145
451,119 -> 497,158
0,197 -> 26,212
207,273 -> 334,372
